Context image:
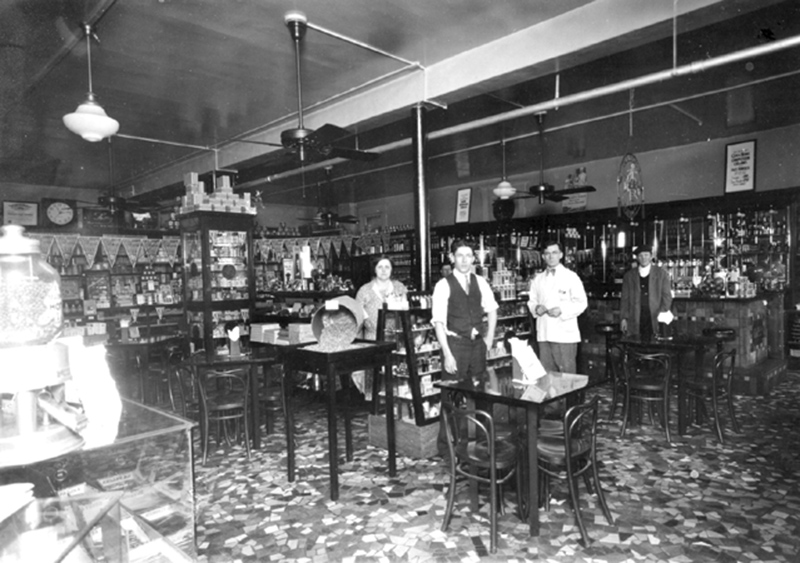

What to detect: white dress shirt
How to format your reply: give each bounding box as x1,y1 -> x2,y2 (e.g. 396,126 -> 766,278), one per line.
528,263 -> 587,343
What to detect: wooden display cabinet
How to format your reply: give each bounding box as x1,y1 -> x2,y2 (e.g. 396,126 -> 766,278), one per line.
179,211 -> 255,359
374,302 -> 442,428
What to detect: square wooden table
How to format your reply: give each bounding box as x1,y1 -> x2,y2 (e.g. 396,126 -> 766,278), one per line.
183,346 -> 283,450
620,332 -> 734,435
435,371 -> 603,536
281,340 -> 397,501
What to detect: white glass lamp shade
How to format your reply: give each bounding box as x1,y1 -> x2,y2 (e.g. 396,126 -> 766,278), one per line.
63,96 -> 119,142
493,180 -> 516,199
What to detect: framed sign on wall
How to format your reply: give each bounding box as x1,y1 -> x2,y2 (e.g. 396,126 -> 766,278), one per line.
455,188 -> 471,223
3,201 -> 39,226
724,140 -> 756,193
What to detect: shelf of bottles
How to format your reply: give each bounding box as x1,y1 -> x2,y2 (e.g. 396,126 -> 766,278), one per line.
253,238 -> 354,300
351,227 -> 415,289
657,208 -> 788,298
45,239 -> 184,339
430,200 -> 790,300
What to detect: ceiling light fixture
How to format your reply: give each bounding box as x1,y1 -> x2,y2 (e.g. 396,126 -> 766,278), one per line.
63,23 -> 119,142
493,139 -> 516,199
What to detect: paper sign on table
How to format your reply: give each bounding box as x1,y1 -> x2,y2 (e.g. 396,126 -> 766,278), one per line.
509,337 -> 547,383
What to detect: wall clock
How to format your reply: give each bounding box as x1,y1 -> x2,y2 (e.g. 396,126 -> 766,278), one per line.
42,199 -> 77,228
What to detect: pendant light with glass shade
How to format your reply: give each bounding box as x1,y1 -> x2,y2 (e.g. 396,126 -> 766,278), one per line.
493,138 -> 516,199
492,138 -> 516,221
63,23 -> 119,142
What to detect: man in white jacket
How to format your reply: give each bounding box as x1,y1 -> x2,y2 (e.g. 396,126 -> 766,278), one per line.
528,241 -> 587,374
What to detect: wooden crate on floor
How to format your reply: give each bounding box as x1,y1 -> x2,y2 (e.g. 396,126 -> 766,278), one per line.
368,414 -> 439,459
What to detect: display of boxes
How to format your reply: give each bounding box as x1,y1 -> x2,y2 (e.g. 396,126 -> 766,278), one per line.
250,323 -> 281,343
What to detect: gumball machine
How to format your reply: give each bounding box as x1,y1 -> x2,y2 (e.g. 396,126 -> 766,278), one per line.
0,225 -> 86,467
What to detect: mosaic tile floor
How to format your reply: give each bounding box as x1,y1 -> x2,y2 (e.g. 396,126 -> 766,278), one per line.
192,373 -> 800,562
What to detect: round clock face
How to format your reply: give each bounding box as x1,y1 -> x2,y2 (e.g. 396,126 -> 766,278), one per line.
46,202 -> 75,226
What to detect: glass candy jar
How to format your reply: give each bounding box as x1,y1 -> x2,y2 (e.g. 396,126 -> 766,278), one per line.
0,225 -> 62,346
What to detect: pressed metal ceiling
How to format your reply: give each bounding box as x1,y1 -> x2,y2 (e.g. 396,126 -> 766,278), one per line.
1,0 -> 798,206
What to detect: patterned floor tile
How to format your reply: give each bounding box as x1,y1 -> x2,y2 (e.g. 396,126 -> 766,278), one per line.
192,375 -> 800,562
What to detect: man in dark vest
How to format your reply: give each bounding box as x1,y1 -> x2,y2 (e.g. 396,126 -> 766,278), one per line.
432,238 -> 498,455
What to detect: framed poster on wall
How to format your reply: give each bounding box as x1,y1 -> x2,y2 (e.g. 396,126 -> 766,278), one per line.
3,201 -> 38,226
455,188 -> 471,223
725,140 -> 756,193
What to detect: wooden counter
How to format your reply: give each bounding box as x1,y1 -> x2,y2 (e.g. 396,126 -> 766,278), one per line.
579,292 -> 787,394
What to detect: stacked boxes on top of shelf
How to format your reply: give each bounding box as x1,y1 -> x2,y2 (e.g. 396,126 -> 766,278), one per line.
178,172 -> 257,215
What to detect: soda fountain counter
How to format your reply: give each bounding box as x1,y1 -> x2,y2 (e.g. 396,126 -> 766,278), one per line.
580,291 -> 787,395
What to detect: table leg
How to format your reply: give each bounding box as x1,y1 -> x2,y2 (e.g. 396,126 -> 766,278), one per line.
250,364 -> 261,450
327,363 -> 340,501
285,368 -> 296,483
343,369 -> 354,462
526,405 -> 540,536
384,355 -> 396,477
691,346 -> 707,430
139,348 -> 150,403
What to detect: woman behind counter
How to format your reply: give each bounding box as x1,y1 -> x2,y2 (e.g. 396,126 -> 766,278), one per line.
356,255 -> 408,340
353,256 -> 407,400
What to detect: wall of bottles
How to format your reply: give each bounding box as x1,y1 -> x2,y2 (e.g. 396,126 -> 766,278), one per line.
430,201 -> 790,299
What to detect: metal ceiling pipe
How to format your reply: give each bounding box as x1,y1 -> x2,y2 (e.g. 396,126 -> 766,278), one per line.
429,32 -> 800,140
411,103 -> 431,292
258,65 -> 799,196
260,32 -> 800,184
306,20 -> 424,70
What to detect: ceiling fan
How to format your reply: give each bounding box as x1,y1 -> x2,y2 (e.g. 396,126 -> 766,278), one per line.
297,167 -> 358,228
78,140 -> 171,227
520,112 -> 597,204
279,11 -> 380,166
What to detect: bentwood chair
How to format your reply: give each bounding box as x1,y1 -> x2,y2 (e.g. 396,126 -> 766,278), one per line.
440,393 -> 524,554
619,348 -> 673,443
196,369 -> 252,465
167,364 -> 200,421
606,342 -> 627,422
256,364 -> 288,436
685,349 -> 739,443
147,344 -> 185,406
537,396 -> 613,546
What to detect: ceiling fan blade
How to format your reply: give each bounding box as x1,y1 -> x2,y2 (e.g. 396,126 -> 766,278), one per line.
545,194 -> 569,202
557,185 -> 597,195
326,146 -> 380,162
527,182 -> 555,196
310,123 -> 353,146
337,214 -> 359,224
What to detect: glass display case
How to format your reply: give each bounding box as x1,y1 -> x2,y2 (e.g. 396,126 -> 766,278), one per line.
0,491 -> 193,562
180,211 -> 255,358
1,400 -> 197,558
